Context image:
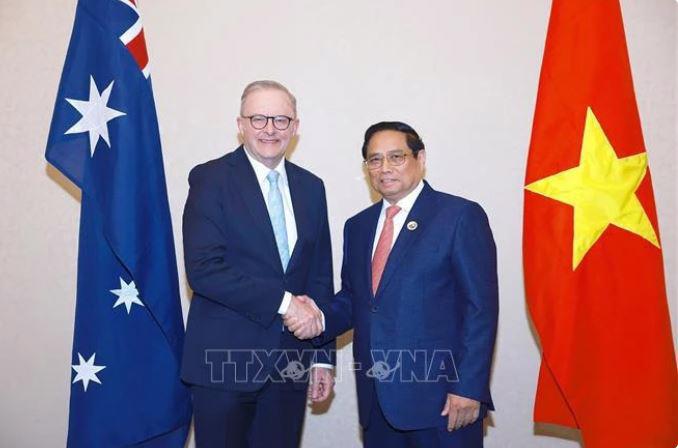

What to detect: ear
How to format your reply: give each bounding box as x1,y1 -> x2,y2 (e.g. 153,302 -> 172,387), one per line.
417,149 -> 427,168
236,116 -> 245,135
290,118 -> 300,136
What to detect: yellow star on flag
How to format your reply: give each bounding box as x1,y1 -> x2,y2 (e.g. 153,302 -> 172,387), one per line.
525,107 -> 659,269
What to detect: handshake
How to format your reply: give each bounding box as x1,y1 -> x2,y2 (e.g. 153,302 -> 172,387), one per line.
283,295 -> 324,340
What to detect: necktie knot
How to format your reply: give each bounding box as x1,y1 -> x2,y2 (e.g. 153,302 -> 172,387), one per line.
386,205 -> 401,220
266,170 -> 280,187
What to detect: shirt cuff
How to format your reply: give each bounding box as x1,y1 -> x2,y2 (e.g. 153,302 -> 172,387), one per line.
311,363 -> 334,370
278,291 -> 292,314
320,310 -> 326,331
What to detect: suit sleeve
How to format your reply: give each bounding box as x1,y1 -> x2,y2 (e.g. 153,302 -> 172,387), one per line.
447,202 -> 498,405
182,166 -> 284,327
314,220 -> 354,345
305,181 -> 336,366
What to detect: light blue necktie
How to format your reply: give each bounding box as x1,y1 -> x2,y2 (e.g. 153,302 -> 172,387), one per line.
266,170 -> 290,270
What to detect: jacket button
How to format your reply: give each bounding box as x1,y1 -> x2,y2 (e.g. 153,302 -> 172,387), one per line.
371,305 -> 378,312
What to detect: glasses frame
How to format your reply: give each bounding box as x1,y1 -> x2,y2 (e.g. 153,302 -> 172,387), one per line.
363,150 -> 413,170
242,114 -> 295,131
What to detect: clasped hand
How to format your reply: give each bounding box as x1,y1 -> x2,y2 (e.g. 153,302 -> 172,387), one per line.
283,295 -> 323,339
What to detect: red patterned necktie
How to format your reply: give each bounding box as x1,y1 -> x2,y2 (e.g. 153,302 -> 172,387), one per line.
371,205 -> 401,295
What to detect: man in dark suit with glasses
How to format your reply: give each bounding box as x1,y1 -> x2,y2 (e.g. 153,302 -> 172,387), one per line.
181,80 -> 335,447
288,121 -> 498,448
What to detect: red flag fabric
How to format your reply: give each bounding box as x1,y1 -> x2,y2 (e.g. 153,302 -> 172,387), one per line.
523,1 -> 678,447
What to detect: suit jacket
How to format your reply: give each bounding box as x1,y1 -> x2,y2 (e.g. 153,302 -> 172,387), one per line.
318,181 -> 498,430
181,146 -> 335,391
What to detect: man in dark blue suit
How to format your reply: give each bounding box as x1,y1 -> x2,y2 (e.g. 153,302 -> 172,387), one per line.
288,121 -> 498,447
181,81 -> 335,447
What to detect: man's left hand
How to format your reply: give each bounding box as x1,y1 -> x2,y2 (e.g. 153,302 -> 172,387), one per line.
308,366 -> 334,403
440,393 -> 480,431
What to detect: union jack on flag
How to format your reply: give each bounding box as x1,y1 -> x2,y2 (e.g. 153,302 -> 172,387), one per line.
118,0 -> 150,78
45,0 -> 191,446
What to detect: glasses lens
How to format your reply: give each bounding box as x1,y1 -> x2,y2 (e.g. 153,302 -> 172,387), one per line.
389,152 -> 406,166
366,156 -> 383,170
273,116 -> 291,130
250,115 -> 267,129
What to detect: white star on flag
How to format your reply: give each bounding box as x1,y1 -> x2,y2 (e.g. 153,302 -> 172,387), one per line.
65,75 -> 125,157
110,277 -> 145,314
72,353 -> 105,392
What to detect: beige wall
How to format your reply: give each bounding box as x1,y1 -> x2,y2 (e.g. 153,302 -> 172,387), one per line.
0,1 -> 675,447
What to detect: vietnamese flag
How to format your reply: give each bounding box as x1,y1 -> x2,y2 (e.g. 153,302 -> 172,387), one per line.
523,1 -> 678,447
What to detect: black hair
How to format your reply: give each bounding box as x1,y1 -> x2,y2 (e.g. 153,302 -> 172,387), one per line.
361,121 -> 425,159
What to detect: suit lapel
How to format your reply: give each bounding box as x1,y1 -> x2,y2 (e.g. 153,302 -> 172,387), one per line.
285,161 -> 308,274
374,182 -> 436,299
230,147 -> 283,273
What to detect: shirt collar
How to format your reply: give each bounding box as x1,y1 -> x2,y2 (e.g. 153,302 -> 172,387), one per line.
380,180 -> 425,215
243,146 -> 288,187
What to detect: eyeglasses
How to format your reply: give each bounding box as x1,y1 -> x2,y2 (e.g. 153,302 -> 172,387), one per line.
364,150 -> 412,170
242,114 -> 294,130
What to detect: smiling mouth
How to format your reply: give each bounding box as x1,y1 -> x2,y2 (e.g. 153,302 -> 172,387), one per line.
259,138 -> 279,144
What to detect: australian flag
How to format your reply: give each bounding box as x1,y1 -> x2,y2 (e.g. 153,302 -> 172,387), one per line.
45,0 -> 191,446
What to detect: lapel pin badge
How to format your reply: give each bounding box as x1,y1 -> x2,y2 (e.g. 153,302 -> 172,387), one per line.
407,221 -> 418,231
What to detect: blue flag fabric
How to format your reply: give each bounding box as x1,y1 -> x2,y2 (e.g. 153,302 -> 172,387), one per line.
45,0 -> 191,446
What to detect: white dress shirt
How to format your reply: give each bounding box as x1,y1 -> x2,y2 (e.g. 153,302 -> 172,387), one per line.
243,148 -> 296,313
317,182 -> 424,355
244,148 -> 332,370
372,180 -> 425,257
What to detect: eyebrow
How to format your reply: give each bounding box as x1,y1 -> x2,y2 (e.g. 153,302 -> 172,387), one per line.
367,149 -> 408,157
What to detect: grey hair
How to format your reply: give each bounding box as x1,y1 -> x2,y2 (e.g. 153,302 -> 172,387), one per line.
240,80 -> 297,116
